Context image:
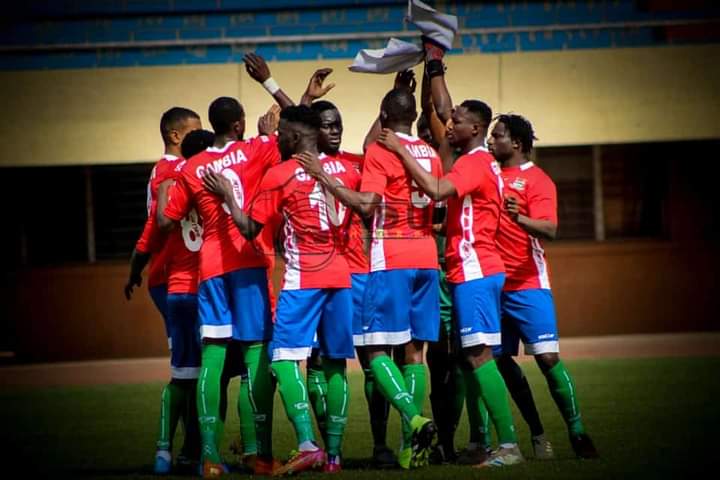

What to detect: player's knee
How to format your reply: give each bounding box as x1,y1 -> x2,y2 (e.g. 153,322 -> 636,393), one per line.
464,344 -> 494,370
535,352 -> 559,373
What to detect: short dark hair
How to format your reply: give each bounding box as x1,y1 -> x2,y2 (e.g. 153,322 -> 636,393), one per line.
461,100 -> 492,128
495,113 -> 537,153
310,100 -> 338,115
280,105 -> 321,131
381,88 -> 417,124
160,107 -> 200,145
208,97 -> 244,135
181,129 -> 215,159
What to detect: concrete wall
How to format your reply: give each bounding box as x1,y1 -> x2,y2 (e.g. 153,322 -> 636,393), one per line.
2,239 -> 717,363
2,44 -> 719,167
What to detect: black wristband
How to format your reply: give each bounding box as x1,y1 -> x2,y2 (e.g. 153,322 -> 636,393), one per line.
426,59 -> 445,78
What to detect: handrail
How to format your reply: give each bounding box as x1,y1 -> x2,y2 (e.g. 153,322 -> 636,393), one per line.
0,17 -> 717,53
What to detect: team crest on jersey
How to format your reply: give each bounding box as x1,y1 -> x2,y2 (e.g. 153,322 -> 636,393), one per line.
510,177 -> 527,191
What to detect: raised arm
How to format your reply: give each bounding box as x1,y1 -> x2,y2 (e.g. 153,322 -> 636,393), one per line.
202,170 -> 264,240
423,39 -> 452,125
376,129 -> 456,201
363,69 -> 418,152
294,152 -> 380,218
300,68 -> 335,106
244,53 -> 295,109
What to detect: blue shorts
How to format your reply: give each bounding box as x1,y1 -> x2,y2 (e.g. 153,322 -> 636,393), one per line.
449,273 -> 504,349
351,273 -> 369,347
149,284 -> 171,346
495,288 -> 560,356
197,268 -> 272,342
362,269 -> 440,345
271,288 -> 354,361
166,293 -> 202,379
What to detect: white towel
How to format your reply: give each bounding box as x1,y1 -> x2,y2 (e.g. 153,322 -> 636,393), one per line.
348,37 -> 423,74
407,0 -> 458,51
347,1 -> 458,74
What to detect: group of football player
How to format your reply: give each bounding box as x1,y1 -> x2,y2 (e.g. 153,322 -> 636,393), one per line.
125,37 -> 598,478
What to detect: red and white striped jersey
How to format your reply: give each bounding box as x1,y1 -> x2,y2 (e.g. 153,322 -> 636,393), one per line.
496,161 -> 557,291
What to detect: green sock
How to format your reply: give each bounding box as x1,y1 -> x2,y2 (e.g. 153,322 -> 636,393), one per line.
473,360 -> 517,445
363,369 -> 389,447
197,343 -> 227,463
243,343 -> 275,458
307,366 -> 328,445
271,360 -> 315,445
369,354 -> 419,424
545,360 -> 586,436
322,359 -> 349,457
401,364 -> 427,448
157,382 -> 185,451
463,367 -> 491,448
238,374 -> 258,455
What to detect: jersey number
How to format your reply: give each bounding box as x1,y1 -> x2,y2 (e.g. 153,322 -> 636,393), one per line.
220,168 -> 245,214
309,180 -> 347,231
411,158 -> 433,208
180,208 -> 203,252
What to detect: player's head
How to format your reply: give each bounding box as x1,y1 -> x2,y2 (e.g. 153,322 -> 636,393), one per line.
488,113 -> 537,163
181,129 -> 215,159
380,88 -> 417,129
416,112 -> 437,149
278,105 -> 321,161
446,100 -> 492,149
160,107 -> 201,148
208,97 -> 245,140
311,100 -> 343,155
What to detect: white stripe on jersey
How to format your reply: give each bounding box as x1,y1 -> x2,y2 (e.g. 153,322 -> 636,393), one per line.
530,237 -> 551,289
459,194 -> 484,281
282,214 -> 301,290
370,198 -> 387,272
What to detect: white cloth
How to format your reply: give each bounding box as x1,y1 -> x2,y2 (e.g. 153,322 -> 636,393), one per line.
348,37 -> 423,74
407,0 -> 458,51
347,1 -> 458,74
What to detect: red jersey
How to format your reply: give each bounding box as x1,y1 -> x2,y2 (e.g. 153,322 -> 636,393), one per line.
164,136 -> 280,283
361,132 -> 442,272
250,154 -> 355,290
444,146 -> 505,283
334,151 -> 368,274
135,154 -> 181,288
497,161 -> 557,291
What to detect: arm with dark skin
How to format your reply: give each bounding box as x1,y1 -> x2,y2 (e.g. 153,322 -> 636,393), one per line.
421,71 -> 456,173
363,70 -> 418,152
376,129 -> 456,201
504,196 -> 557,240
300,68 -> 335,106
202,170 -> 264,240
155,180 -> 175,231
429,64 -> 453,125
244,53 -> 295,109
124,249 -> 151,300
294,152 -> 380,218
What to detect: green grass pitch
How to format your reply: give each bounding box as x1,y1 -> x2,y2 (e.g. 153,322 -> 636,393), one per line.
2,357 -> 717,479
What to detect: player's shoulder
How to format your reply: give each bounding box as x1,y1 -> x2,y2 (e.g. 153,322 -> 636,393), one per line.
338,150 -> 363,164
526,162 -> 555,186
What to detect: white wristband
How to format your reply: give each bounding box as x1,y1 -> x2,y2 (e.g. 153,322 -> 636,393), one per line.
262,77 -> 280,95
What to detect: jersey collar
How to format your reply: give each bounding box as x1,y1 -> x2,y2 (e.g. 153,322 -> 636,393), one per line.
467,144 -> 488,155
162,154 -> 179,161
206,141 -> 235,153
520,161 -> 535,171
394,131 -> 419,142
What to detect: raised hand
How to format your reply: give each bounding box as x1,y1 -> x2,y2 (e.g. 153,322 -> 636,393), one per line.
203,169 -> 233,198
377,128 -> 404,154
244,52 -> 272,83
258,104 -> 281,135
305,68 -> 335,100
294,151 -> 323,178
394,69 -> 417,94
